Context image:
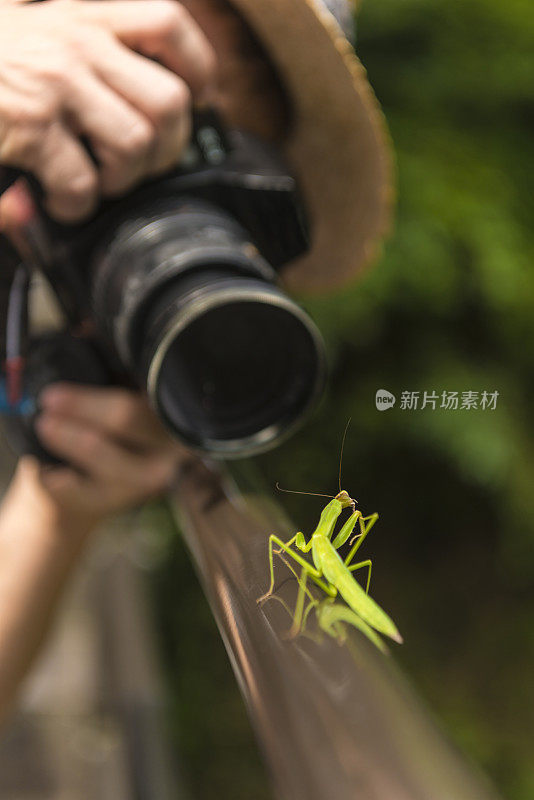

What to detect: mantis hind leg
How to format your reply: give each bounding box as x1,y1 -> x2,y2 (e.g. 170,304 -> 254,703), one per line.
301,597 -> 317,634
276,554 -> 336,600
348,559 -> 372,593
286,571 -> 336,639
257,534 -> 324,604
265,569 -> 324,641
286,569 -> 312,639
274,534 -> 297,555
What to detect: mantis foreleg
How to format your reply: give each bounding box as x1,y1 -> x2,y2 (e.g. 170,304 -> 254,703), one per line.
331,510 -> 361,549
343,513 -> 379,566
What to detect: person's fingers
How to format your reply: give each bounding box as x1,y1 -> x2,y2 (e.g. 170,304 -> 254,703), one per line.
89,38 -> 192,175
78,0 -> 217,102
35,412 -> 146,482
35,412 -> 178,499
40,455 -> 176,515
36,413 -> 119,477
64,65 -> 156,196
26,121 -> 98,221
39,384 -> 171,450
0,0 -> 215,225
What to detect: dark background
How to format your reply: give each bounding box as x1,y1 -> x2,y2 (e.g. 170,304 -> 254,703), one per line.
151,2 -> 534,798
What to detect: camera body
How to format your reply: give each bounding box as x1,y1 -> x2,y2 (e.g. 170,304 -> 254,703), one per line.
1,112 -> 327,459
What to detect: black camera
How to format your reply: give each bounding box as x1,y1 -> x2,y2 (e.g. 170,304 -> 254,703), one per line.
0,112 -> 326,459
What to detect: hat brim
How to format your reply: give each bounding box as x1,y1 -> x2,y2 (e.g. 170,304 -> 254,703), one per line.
228,0 -> 394,294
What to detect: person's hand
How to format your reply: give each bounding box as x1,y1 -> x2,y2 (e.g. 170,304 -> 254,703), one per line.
25,383 -> 188,532
0,0 -> 216,223
180,0 -> 288,141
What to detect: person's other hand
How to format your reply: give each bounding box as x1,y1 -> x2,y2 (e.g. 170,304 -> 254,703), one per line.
180,0 -> 289,141
29,383 -> 187,530
0,0 -> 216,223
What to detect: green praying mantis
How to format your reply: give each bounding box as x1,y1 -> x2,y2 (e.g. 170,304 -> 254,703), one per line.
257,427 -> 403,652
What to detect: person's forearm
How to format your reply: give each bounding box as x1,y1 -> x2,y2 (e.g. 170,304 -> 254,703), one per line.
0,460 -> 93,722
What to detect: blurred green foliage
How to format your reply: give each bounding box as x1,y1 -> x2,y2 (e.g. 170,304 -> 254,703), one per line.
151,1 -> 534,798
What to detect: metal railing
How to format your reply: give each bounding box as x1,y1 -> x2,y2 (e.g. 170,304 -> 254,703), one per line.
0,436 -> 505,800
171,455 -> 502,800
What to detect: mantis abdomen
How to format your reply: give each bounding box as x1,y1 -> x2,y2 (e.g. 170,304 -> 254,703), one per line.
313,537 -> 402,643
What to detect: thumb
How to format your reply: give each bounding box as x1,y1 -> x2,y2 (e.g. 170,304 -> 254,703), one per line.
0,181 -> 36,243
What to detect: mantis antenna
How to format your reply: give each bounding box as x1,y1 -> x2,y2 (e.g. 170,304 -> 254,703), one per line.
274,418 -> 353,500
275,483 -> 335,500
338,417 -> 352,493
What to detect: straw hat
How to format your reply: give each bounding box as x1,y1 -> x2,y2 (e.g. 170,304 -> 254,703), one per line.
227,0 -> 394,294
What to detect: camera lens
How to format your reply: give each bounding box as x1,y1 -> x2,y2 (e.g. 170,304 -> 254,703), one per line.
144,281 -> 325,456
91,199 -> 326,457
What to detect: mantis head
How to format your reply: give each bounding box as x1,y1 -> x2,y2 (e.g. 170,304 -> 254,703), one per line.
335,490 -> 357,512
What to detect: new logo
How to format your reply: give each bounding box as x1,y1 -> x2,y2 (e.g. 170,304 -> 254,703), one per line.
375,389 -> 396,411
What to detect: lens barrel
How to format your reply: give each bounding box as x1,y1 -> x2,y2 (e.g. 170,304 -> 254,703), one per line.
91,199 -> 326,457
